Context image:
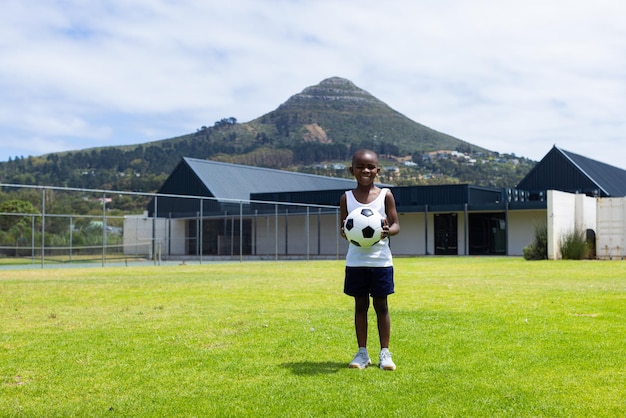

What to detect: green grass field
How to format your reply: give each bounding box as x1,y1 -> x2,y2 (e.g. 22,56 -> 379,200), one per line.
1,257 -> 625,417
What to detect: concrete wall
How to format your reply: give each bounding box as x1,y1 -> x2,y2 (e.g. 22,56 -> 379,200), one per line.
507,209 -> 546,256
123,215 -> 187,258
389,213 -> 427,255
123,215 -> 151,257
596,197 -> 626,259
168,219 -> 187,255
547,190 -> 597,259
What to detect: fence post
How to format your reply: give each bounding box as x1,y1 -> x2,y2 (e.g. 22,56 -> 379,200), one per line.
239,201 -> 243,262
306,206 -> 310,261
31,215 -> 35,264
200,199 -> 204,264
284,208 -> 289,256
274,204 -> 278,261
152,196 -> 158,265
168,212 -> 172,258
254,209 -> 258,256
41,188 -> 45,269
425,204 -> 429,255
464,203 -> 468,256
336,208 -> 340,260
318,207 -> 321,256
102,192 -> 107,267
69,215 -> 73,262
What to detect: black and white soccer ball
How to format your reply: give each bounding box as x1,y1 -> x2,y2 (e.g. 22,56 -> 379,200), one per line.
344,207 -> 385,247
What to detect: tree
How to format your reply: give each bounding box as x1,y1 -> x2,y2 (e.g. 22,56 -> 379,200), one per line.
0,199 -> 38,231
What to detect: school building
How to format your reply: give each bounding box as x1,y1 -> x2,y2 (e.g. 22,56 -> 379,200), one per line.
123,146 -> 626,260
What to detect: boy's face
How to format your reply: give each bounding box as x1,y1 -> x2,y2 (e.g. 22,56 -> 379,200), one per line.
350,151 -> 379,185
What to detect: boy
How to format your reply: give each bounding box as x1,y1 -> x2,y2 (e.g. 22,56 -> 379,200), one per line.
340,149 -> 400,370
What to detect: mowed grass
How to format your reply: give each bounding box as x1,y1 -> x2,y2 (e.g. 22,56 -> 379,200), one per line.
1,258 -> 625,417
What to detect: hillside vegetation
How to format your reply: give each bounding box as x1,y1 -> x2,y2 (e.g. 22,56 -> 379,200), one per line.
0,77 -> 534,193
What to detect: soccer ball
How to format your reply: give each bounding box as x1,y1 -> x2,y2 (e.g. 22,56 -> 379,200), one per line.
344,207 -> 385,247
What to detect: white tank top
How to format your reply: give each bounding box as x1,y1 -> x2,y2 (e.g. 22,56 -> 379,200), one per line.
345,188 -> 393,267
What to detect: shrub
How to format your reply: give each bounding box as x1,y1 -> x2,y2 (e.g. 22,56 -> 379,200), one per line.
523,224 -> 548,260
560,228 -> 591,260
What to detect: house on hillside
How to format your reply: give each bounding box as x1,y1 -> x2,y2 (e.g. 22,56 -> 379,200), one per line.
123,146 -> 626,260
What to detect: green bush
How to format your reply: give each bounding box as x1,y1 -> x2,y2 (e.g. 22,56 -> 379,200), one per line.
560,228 -> 590,260
523,223 -> 548,260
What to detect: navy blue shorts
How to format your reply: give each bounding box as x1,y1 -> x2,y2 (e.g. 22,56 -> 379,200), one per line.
344,266 -> 394,298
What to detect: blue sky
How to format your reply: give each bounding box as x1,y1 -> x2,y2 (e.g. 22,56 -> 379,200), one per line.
1,0 -> 625,168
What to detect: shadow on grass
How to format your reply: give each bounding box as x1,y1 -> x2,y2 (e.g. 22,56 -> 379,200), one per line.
281,361 -> 346,375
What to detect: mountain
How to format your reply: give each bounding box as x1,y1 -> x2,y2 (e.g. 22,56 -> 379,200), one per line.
249,76 -> 482,155
0,77 -> 534,191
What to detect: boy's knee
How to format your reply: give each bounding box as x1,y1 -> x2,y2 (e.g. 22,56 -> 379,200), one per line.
373,297 -> 388,313
354,296 -> 370,313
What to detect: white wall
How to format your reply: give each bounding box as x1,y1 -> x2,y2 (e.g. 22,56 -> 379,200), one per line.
123,215 -> 149,257
596,197 -> 626,259
507,209 -> 546,256
547,190 -> 597,259
389,213 -> 426,255
168,219 -> 187,255
123,215 -> 185,257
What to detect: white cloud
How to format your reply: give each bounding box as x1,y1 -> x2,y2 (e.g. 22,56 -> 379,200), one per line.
0,0 -> 625,169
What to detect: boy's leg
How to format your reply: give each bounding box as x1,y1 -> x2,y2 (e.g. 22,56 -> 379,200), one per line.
373,296 -> 396,370
354,296 -> 370,348
348,296 -> 372,368
373,296 -> 390,349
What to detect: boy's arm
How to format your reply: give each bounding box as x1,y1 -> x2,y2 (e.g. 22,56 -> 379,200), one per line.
383,190 -> 400,238
339,193 -> 348,239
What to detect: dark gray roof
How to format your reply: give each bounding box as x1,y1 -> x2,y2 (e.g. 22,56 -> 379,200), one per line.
183,157 -> 358,201
560,148 -> 626,196
517,145 -> 626,197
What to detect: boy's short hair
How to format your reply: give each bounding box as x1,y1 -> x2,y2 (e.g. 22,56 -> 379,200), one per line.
352,149 -> 378,165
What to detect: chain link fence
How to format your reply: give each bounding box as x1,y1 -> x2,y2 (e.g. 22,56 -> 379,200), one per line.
0,183 -> 344,268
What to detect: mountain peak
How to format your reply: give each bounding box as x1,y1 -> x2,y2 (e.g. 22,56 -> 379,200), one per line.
280,77 -> 383,109
318,76 -> 357,87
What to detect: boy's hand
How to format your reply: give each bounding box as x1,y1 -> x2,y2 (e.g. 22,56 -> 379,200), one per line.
381,219 -> 390,238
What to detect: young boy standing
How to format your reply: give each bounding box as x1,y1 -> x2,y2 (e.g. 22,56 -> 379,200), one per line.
340,149 -> 400,370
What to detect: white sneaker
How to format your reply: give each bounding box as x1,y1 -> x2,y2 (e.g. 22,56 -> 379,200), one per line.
379,350 -> 396,371
348,350 -> 371,369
